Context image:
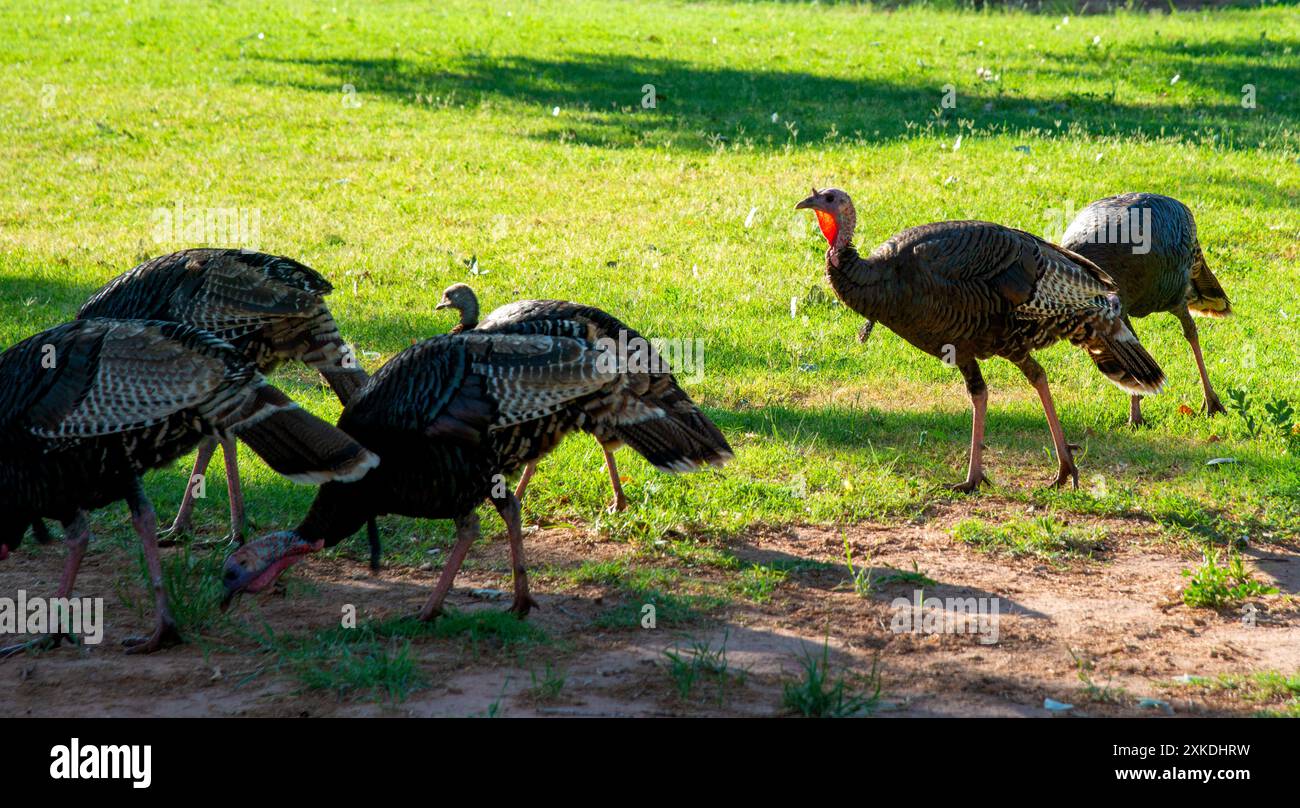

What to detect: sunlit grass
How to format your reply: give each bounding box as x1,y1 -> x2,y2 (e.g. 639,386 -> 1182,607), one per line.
1,0 -> 1297,572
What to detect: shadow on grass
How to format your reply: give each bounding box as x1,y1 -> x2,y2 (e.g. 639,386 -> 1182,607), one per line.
0,272 -> 102,345
727,541 -> 1053,616
247,45 -> 1298,151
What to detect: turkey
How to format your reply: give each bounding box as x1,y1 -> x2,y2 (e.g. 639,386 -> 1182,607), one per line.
435,282 -> 732,512
0,319 -> 378,656
1061,193 -> 1231,426
220,325 -> 733,622
796,187 -> 1165,490
76,248 -> 369,546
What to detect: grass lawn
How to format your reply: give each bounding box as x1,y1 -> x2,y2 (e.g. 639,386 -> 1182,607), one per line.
1,1 -> 1297,641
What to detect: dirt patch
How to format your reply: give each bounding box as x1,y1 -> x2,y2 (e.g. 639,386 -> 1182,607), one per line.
2,504 -> 1296,717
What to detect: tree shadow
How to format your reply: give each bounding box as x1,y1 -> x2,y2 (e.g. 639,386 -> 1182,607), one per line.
248,44 -> 1297,151
0,273 -> 101,346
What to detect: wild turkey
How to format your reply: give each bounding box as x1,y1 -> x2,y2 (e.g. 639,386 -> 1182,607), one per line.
1061,193 -> 1230,426
0,319 -> 377,656
796,187 -> 1165,490
76,248 -> 368,545
435,282 -> 731,512
220,325 -> 733,621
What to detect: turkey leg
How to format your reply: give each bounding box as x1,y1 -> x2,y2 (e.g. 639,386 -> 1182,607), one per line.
122,481 -> 183,654
950,361 -> 990,493
1176,306 -> 1226,416
513,461 -> 538,501
366,518 -> 381,572
1017,357 -> 1079,489
418,511 -> 480,621
219,436 -> 245,546
0,513 -> 91,658
1123,316 -> 1147,427
493,492 -> 538,617
603,447 -> 628,512
161,436 -> 218,542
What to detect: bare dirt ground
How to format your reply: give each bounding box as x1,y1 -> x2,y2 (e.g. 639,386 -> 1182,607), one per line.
2,502 -> 1297,718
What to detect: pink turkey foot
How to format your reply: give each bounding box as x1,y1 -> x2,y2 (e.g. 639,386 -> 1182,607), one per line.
1049,444 -> 1081,489
1204,395 -> 1227,417
1128,395 -> 1147,428
157,518 -> 192,547
508,590 -> 539,618
193,530 -> 244,551
606,494 -> 628,513
0,632 -> 76,659
948,473 -> 989,494
122,619 -> 182,655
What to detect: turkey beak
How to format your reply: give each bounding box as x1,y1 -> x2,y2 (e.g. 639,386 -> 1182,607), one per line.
435,297 -> 452,311
220,530 -> 321,612
795,194 -> 821,212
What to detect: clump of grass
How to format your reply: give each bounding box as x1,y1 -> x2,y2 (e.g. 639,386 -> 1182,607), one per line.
1180,549 -> 1278,609
593,587 -> 723,629
663,632 -> 745,703
565,558 -> 630,587
433,609 -> 548,650
951,516 -> 1106,562
842,537 -> 874,598
1175,671 -> 1300,717
296,639 -> 423,703
1071,649 -> 1128,705
732,563 -> 787,602
247,619 -> 435,703
527,661 -> 567,702
1226,387 -> 1300,453
782,641 -> 881,718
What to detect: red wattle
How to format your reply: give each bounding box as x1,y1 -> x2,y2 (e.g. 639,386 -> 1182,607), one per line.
814,209 -> 839,245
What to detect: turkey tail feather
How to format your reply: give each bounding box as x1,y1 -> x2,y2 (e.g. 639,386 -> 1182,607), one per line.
1188,245 -> 1232,318
1081,324 -> 1165,396
614,417 -> 733,472
229,385 -> 379,484
611,385 -> 733,473
319,365 -> 369,405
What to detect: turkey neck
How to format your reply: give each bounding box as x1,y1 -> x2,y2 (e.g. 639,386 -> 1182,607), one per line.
295,481 -> 373,547
824,243 -> 899,324
449,302 -> 479,335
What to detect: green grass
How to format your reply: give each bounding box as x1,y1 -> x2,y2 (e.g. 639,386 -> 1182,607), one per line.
952,515 -> 1108,561
876,561 -> 938,588
2,2 -> 1298,597
1179,548 -> 1279,608
783,641 -> 882,718
527,661 -> 568,702
663,632 -> 745,703
1175,671 -> 1300,717
245,617 -> 438,703
117,542 -> 228,635
593,586 -> 724,629
432,608 -> 549,649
